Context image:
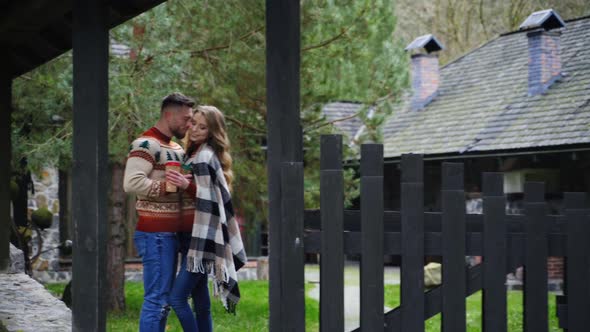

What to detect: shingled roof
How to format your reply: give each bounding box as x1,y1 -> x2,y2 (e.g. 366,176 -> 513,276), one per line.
321,102 -> 365,142
382,15 -> 590,159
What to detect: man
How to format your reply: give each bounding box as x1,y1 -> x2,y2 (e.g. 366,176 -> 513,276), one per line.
124,92 -> 195,331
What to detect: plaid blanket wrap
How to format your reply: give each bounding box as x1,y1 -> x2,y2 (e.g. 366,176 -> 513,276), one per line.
186,144 -> 247,313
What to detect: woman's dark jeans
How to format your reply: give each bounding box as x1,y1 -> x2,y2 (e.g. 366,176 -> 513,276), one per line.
169,233 -> 212,332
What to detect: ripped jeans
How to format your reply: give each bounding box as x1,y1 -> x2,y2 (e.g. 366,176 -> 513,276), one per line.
134,231 -> 179,332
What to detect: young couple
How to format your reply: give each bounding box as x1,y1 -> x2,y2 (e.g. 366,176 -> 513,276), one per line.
123,92 -> 247,332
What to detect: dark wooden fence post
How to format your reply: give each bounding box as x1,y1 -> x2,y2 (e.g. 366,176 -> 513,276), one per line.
441,162 -> 466,332
0,74 -> 11,271
320,135 -> 344,331
564,192 -> 590,331
482,172 -> 506,332
360,144 -> 384,331
523,182 -> 548,332
280,162 -> 305,331
401,154 -> 424,332
72,0 -> 109,330
265,1 -> 302,330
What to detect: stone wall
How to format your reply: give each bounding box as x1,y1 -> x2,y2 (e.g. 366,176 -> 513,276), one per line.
28,168 -> 68,283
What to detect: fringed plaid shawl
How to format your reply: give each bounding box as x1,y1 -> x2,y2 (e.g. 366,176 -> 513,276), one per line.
185,143 -> 247,313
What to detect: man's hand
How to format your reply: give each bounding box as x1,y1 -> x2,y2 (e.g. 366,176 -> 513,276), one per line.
166,170 -> 190,190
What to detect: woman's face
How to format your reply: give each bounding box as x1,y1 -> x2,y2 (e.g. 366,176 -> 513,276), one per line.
189,112 -> 209,145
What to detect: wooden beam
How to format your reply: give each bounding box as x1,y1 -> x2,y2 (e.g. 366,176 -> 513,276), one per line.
280,162 -> 305,330
352,264 -> 485,332
71,0 -> 109,331
265,1 -> 301,331
319,135 -> 344,331
304,229 -> 568,257
40,21 -> 74,51
523,182 -> 548,332
303,209 -> 569,234
0,68 -> 11,271
360,145 -> 384,331
4,33 -> 62,60
400,154 -> 425,332
0,0 -> 72,34
108,1 -> 166,26
482,173 -> 507,332
564,192 -> 590,331
441,163 -> 466,332
1,1 -> 166,79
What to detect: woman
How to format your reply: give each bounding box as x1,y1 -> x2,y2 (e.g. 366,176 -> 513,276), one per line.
166,105 -> 246,331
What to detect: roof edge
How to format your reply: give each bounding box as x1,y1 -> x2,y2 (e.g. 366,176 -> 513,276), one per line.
501,13 -> 590,37
382,143 -> 590,163
440,14 -> 590,70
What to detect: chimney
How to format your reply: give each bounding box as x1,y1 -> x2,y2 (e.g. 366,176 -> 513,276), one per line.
520,9 -> 566,96
405,34 -> 444,111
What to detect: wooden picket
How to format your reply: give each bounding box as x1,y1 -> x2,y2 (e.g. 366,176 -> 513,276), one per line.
287,136 -> 590,331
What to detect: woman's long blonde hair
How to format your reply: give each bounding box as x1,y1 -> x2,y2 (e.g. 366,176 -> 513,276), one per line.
185,105 -> 233,190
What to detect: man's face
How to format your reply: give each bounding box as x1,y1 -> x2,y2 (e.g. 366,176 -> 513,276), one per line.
165,105 -> 193,139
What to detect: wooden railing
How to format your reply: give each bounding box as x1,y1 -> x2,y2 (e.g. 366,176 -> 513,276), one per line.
278,134 -> 590,331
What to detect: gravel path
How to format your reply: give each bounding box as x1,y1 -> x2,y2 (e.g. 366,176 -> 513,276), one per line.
305,263 -> 399,331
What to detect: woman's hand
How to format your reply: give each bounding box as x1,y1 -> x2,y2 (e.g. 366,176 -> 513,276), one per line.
166,170 -> 190,190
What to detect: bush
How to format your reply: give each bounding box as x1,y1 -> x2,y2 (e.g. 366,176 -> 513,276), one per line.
31,207 -> 53,229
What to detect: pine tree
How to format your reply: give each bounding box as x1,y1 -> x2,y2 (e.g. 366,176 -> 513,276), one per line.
174,152 -> 180,161
166,151 -> 173,161
139,140 -> 150,150
155,151 -> 161,163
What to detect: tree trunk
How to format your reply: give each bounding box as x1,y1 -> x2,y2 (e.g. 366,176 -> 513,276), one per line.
107,162 -> 127,312
58,169 -> 71,256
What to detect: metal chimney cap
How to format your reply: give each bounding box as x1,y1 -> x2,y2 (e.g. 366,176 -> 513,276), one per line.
405,34 -> 444,53
519,9 -> 566,31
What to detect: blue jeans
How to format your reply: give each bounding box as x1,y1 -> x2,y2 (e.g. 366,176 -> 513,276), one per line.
169,233 -> 212,332
134,231 -> 179,332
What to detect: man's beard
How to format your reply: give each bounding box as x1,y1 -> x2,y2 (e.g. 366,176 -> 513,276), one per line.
171,127 -> 186,140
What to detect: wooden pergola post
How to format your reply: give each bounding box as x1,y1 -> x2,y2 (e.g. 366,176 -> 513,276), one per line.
71,0 -> 109,330
265,1 -> 303,330
0,70 -> 11,272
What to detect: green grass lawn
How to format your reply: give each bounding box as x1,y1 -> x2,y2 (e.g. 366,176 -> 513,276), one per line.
45,281 -> 562,331
384,285 -> 562,332
46,281 -> 319,332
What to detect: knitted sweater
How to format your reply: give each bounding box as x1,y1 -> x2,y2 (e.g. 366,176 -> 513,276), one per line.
123,127 -> 195,232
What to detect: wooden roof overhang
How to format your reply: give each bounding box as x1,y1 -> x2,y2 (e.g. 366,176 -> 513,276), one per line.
0,0 -> 165,79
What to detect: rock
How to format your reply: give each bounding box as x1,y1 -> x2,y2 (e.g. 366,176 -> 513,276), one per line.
34,260 -> 49,272
41,169 -> 53,186
35,194 -> 48,209
256,256 -> 269,280
9,244 -> 25,274
51,200 -> 60,214
424,262 -> 442,287
0,272 -> 72,331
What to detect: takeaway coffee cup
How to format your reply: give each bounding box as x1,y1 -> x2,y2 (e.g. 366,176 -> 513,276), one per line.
165,161 -> 181,192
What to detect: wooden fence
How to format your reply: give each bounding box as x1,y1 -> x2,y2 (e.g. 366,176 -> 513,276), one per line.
277,134 -> 590,331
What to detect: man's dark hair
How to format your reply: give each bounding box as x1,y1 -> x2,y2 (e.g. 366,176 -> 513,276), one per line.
160,92 -> 196,112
